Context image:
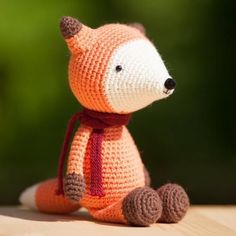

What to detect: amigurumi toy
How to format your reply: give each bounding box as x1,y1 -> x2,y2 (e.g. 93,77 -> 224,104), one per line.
20,16 -> 189,226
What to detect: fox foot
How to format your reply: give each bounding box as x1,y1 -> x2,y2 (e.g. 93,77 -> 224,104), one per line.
156,183 -> 189,223
122,186 -> 162,226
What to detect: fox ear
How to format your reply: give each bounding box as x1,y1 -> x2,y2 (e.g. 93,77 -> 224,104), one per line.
129,23 -> 146,35
60,16 -> 95,54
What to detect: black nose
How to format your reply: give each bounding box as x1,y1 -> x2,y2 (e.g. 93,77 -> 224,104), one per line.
164,78 -> 176,90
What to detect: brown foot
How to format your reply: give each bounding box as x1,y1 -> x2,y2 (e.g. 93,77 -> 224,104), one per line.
122,187 -> 162,226
64,173 -> 86,202
156,183 -> 189,223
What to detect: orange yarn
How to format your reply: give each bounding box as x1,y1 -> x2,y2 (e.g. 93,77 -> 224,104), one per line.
20,17 -> 162,224
51,22 -> 146,222
64,24 -> 146,222
66,124 -> 92,175
68,24 -> 145,113
32,22 -> 146,222
89,199 -> 128,224
19,17 -> 189,226
35,125 -> 145,221
79,126 -> 145,210
36,179 -> 80,214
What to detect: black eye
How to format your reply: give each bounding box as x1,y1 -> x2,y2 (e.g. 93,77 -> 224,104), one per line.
115,65 -> 122,72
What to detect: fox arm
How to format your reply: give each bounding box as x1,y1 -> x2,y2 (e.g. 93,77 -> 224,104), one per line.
64,125 -> 92,202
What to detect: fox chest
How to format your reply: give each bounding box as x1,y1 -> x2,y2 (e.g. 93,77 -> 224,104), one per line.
82,126 -> 145,193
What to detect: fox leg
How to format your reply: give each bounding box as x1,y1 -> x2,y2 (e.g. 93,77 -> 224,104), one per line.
156,183 -> 190,223
89,199 -> 127,224
20,178 -> 80,214
89,187 -> 162,226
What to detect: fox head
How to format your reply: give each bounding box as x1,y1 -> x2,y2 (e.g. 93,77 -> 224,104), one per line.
60,16 -> 176,114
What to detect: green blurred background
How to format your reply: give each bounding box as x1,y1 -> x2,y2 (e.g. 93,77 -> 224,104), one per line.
0,0 -> 235,205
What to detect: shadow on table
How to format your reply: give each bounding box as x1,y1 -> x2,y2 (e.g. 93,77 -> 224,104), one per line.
0,206 -> 91,222
0,206 -> 130,227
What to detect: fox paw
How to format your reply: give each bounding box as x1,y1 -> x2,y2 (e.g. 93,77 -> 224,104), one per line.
64,173 -> 86,202
157,183 -> 189,223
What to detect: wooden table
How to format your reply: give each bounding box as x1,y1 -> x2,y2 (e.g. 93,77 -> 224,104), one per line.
0,206 -> 235,236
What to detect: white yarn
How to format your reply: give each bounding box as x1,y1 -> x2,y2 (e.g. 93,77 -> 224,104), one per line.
19,184 -> 39,210
104,39 -> 173,113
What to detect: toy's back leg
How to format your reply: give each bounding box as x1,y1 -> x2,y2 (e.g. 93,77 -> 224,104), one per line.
89,186 -> 162,226
20,178 -> 80,214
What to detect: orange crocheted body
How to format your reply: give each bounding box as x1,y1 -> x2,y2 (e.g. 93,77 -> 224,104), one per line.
32,123 -> 145,222
67,124 -> 145,210
19,17 -> 190,226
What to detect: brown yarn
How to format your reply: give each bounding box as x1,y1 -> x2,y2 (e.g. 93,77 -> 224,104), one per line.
60,16 -> 82,39
156,183 -> 189,223
64,173 -> 86,202
122,187 -> 162,226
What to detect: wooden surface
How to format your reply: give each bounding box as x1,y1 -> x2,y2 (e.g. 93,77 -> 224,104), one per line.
0,206 -> 236,236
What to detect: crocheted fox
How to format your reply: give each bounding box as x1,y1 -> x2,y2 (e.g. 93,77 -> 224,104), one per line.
19,16 -> 189,226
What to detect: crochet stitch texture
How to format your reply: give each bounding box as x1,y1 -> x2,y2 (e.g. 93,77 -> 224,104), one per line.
19,16 -> 189,226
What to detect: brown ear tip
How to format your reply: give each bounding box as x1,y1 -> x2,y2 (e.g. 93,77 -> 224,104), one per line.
60,16 -> 82,39
129,23 -> 146,34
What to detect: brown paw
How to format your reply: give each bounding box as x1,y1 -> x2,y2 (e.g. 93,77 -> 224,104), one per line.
156,183 -> 190,223
64,173 -> 86,202
122,187 -> 162,226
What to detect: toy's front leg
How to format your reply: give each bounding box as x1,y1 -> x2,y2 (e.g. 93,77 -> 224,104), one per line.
64,125 -> 92,202
89,187 -> 162,226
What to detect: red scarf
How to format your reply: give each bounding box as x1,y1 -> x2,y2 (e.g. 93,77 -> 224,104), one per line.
56,108 -> 132,196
